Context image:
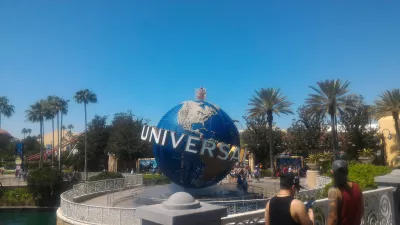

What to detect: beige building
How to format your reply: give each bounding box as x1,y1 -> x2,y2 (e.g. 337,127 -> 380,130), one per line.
41,130 -> 78,151
378,116 -> 399,166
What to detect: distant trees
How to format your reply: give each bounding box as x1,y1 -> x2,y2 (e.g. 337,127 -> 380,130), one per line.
67,112 -> 152,172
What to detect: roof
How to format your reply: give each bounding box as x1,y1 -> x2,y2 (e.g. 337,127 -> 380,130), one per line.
0,129 -> 12,137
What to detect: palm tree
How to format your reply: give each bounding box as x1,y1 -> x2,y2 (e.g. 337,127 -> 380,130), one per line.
0,96 -> 15,129
21,128 -> 28,139
67,124 -> 74,133
45,96 -> 59,167
61,125 -> 66,139
26,100 -> 46,167
248,88 -> 293,177
306,79 -> 352,160
74,89 -> 97,180
27,128 -> 32,137
374,89 -> 400,147
56,98 -> 69,170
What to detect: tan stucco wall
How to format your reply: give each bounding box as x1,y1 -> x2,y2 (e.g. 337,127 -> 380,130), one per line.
378,116 -> 399,166
41,130 -> 77,150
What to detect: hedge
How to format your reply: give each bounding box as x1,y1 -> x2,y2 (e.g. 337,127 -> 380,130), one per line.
322,163 -> 392,198
143,174 -> 170,185
88,172 -> 124,181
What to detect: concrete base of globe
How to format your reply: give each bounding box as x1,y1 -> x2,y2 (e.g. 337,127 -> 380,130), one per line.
306,170 -> 319,189
137,192 -> 227,225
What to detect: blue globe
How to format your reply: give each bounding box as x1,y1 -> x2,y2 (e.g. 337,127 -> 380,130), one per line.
153,101 -> 240,189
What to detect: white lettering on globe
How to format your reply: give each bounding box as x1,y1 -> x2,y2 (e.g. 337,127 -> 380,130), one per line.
141,125 -> 239,161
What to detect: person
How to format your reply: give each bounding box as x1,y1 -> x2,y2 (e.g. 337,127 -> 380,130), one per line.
327,160 -> 363,225
288,165 -> 293,174
265,173 -> 314,225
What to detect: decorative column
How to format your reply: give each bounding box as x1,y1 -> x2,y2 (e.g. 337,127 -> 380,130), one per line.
306,163 -> 319,189
375,169 -> 400,225
136,192 -> 227,225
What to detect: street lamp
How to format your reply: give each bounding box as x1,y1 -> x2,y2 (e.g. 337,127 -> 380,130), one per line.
381,129 -> 393,140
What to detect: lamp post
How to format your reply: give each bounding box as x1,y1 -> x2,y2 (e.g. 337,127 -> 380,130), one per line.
381,129 -> 393,140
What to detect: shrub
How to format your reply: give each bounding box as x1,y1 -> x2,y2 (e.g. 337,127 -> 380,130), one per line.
359,148 -> 375,157
306,153 -> 322,163
260,169 -> 272,177
321,163 -> 392,198
0,188 -> 35,206
143,174 -> 170,185
27,167 -> 63,206
88,172 -> 124,181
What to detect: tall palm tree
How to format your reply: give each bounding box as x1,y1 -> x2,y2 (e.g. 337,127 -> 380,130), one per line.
248,88 -> 293,177
26,100 -> 46,167
306,79 -> 352,160
67,124 -> 74,133
21,128 -> 28,139
0,96 -> 15,129
374,89 -> 400,147
56,98 -> 69,170
45,96 -> 59,167
74,89 -> 97,180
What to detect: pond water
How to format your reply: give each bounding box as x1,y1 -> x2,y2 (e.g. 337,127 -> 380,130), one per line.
0,211 -> 56,225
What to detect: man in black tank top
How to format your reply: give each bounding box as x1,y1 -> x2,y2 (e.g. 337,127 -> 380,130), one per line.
265,173 -> 314,225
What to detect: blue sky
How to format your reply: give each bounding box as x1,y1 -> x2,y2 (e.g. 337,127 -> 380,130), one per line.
1,0 -> 400,138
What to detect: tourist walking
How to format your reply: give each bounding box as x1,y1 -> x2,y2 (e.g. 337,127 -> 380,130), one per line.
264,173 -> 314,225
327,160 -> 363,225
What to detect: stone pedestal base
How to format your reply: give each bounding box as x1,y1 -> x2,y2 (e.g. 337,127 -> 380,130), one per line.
306,170 -> 320,189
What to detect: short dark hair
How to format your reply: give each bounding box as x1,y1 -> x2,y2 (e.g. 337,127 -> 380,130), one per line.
280,173 -> 302,191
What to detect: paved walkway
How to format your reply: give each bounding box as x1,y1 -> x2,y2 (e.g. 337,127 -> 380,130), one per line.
83,177 -> 308,208
0,174 -> 27,186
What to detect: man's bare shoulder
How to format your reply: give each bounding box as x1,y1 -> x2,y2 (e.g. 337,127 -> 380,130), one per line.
291,198 -> 305,211
328,187 -> 339,199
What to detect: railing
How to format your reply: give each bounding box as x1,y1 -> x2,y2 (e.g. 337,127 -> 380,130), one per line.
221,187 -> 395,225
60,174 -> 144,225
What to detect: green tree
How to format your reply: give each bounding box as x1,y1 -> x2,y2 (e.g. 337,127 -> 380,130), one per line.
21,128 -> 28,139
57,98 -> 69,170
339,95 -> 380,160
74,89 -> 97,180
241,116 -> 286,166
106,112 -> 152,169
27,167 -> 63,206
0,96 -> 15,129
45,96 -> 59,167
248,88 -> 293,176
74,115 -> 110,171
374,89 -> 400,150
286,106 -> 327,155
306,79 -> 353,160
67,124 -> 74,133
27,128 -> 32,137
26,100 -> 47,167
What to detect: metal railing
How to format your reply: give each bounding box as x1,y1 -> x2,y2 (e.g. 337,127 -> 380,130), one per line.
59,174 -> 335,225
221,187 -> 395,225
60,174 -> 144,225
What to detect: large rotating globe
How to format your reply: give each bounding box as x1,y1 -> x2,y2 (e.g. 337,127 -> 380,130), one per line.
153,101 -> 240,189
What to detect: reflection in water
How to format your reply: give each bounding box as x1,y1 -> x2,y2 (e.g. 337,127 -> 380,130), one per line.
0,211 -> 56,225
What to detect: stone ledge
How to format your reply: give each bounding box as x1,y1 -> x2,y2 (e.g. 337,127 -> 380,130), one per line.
56,208 -> 88,225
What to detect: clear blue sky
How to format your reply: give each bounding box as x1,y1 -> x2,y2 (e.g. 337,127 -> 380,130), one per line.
1,0 -> 400,139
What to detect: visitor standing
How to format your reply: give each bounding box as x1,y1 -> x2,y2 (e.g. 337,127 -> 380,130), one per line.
288,166 -> 293,174
265,173 -> 314,225
327,160 -> 364,225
